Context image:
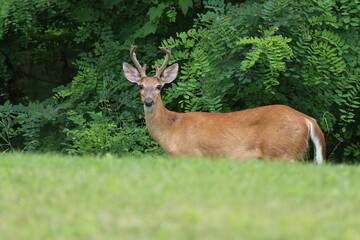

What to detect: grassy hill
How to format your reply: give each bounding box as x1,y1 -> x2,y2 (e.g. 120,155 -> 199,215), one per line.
0,153 -> 359,240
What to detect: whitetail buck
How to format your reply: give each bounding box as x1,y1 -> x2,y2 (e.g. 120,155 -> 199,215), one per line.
123,46 -> 326,164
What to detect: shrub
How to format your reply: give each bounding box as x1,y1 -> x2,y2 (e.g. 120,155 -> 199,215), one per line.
0,0 -> 358,161
159,0 -> 359,161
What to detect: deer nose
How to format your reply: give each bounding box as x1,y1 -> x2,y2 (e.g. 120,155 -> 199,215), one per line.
144,98 -> 154,107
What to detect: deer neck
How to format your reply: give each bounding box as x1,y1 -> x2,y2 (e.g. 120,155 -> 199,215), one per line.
144,97 -> 177,147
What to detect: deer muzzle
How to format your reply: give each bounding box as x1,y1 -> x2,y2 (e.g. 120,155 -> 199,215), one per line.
144,98 -> 154,107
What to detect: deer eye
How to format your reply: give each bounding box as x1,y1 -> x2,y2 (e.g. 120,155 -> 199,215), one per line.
139,84 -> 144,90
156,85 -> 161,90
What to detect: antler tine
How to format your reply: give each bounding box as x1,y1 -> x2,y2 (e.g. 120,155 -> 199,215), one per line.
130,45 -> 147,78
154,46 -> 171,79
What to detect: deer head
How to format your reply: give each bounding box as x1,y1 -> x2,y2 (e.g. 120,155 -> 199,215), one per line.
123,46 -> 178,112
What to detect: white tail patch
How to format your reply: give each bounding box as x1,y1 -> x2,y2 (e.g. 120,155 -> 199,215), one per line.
307,120 -> 324,165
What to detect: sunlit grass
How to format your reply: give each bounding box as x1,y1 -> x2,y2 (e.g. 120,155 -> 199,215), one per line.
0,153 -> 359,240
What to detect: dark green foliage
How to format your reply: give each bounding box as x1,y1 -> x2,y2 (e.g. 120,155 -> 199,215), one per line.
160,0 -> 359,161
62,111 -> 163,155
0,0 -> 359,161
0,100 -> 59,151
0,0 -> 200,155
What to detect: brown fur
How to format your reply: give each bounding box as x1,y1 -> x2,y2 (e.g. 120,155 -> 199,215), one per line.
138,77 -> 325,162
123,47 -> 326,162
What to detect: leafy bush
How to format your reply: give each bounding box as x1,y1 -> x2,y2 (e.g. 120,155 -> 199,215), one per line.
0,0 -> 358,161
0,100 -> 59,152
63,111 -> 162,155
160,0 -> 359,161
0,0 -> 202,155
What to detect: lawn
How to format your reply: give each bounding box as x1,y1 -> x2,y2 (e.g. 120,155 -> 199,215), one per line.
0,153 -> 359,240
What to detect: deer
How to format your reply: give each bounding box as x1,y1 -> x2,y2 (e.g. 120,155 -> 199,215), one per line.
123,46 -> 326,164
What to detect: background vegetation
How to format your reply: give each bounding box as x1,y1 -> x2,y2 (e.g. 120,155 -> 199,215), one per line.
0,0 -> 359,161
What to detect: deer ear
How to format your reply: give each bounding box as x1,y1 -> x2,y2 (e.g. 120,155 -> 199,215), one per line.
123,62 -> 141,84
161,63 -> 178,84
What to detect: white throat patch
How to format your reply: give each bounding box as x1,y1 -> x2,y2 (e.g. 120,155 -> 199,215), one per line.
144,105 -> 155,113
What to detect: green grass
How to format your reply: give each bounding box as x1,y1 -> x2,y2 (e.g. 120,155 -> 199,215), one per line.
0,153 -> 359,240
